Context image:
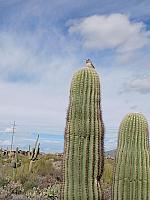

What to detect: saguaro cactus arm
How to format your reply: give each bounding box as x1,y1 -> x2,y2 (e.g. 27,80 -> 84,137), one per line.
28,134 -> 40,173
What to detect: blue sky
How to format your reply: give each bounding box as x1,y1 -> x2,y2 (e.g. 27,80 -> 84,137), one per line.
0,0 -> 150,152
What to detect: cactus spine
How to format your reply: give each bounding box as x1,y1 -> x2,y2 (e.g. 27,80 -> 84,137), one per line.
28,134 -> 40,173
112,113 -> 150,200
62,60 -> 104,200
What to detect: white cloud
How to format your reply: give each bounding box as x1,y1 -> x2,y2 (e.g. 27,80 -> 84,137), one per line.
0,29 -> 78,83
0,126 -> 16,133
4,127 -> 15,133
69,13 -> 150,54
121,76 -> 150,94
0,81 -> 67,130
0,139 -> 10,146
0,30 -> 79,131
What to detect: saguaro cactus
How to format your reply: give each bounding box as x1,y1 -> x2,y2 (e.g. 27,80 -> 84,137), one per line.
112,113 -> 150,200
61,60 -> 104,200
28,134 -> 40,173
11,147 -> 21,181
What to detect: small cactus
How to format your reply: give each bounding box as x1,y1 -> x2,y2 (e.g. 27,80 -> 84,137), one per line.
112,113 -> 150,200
28,134 -> 40,173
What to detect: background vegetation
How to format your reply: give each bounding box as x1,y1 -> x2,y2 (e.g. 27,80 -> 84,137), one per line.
0,149 -> 114,200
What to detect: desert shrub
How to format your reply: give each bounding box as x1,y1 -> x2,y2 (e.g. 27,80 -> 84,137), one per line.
41,184 -> 60,199
23,180 -> 38,192
0,177 -> 9,187
102,159 -> 114,185
33,158 -> 53,176
16,162 -> 29,184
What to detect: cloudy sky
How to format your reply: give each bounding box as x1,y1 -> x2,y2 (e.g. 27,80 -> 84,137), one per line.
0,0 -> 150,152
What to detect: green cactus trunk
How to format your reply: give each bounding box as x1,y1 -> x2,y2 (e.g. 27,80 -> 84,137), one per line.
112,113 -> 150,200
29,160 -> 34,173
61,66 -> 104,200
28,134 -> 40,174
11,147 -> 21,182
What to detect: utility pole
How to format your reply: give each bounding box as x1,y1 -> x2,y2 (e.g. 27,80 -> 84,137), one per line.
10,121 -> 16,152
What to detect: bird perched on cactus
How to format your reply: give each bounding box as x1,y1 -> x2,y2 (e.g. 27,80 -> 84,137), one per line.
85,59 -> 95,68
61,60 -> 104,200
28,134 -> 40,173
112,113 -> 150,200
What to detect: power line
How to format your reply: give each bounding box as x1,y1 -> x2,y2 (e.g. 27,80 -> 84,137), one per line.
10,121 -> 16,151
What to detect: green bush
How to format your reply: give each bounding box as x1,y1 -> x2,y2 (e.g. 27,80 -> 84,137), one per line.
0,177 -> 9,187
33,158 -> 53,176
102,159 -> 114,185
23,180 -> 38,192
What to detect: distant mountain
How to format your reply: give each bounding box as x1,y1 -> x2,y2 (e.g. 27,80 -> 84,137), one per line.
105,149 -> 116,158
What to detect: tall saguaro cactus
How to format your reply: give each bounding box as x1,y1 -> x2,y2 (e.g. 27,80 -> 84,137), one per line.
11,147 -> 21,181
61,60 -> 104,200
28,134 -> 40,173
112,113 -> 150,200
